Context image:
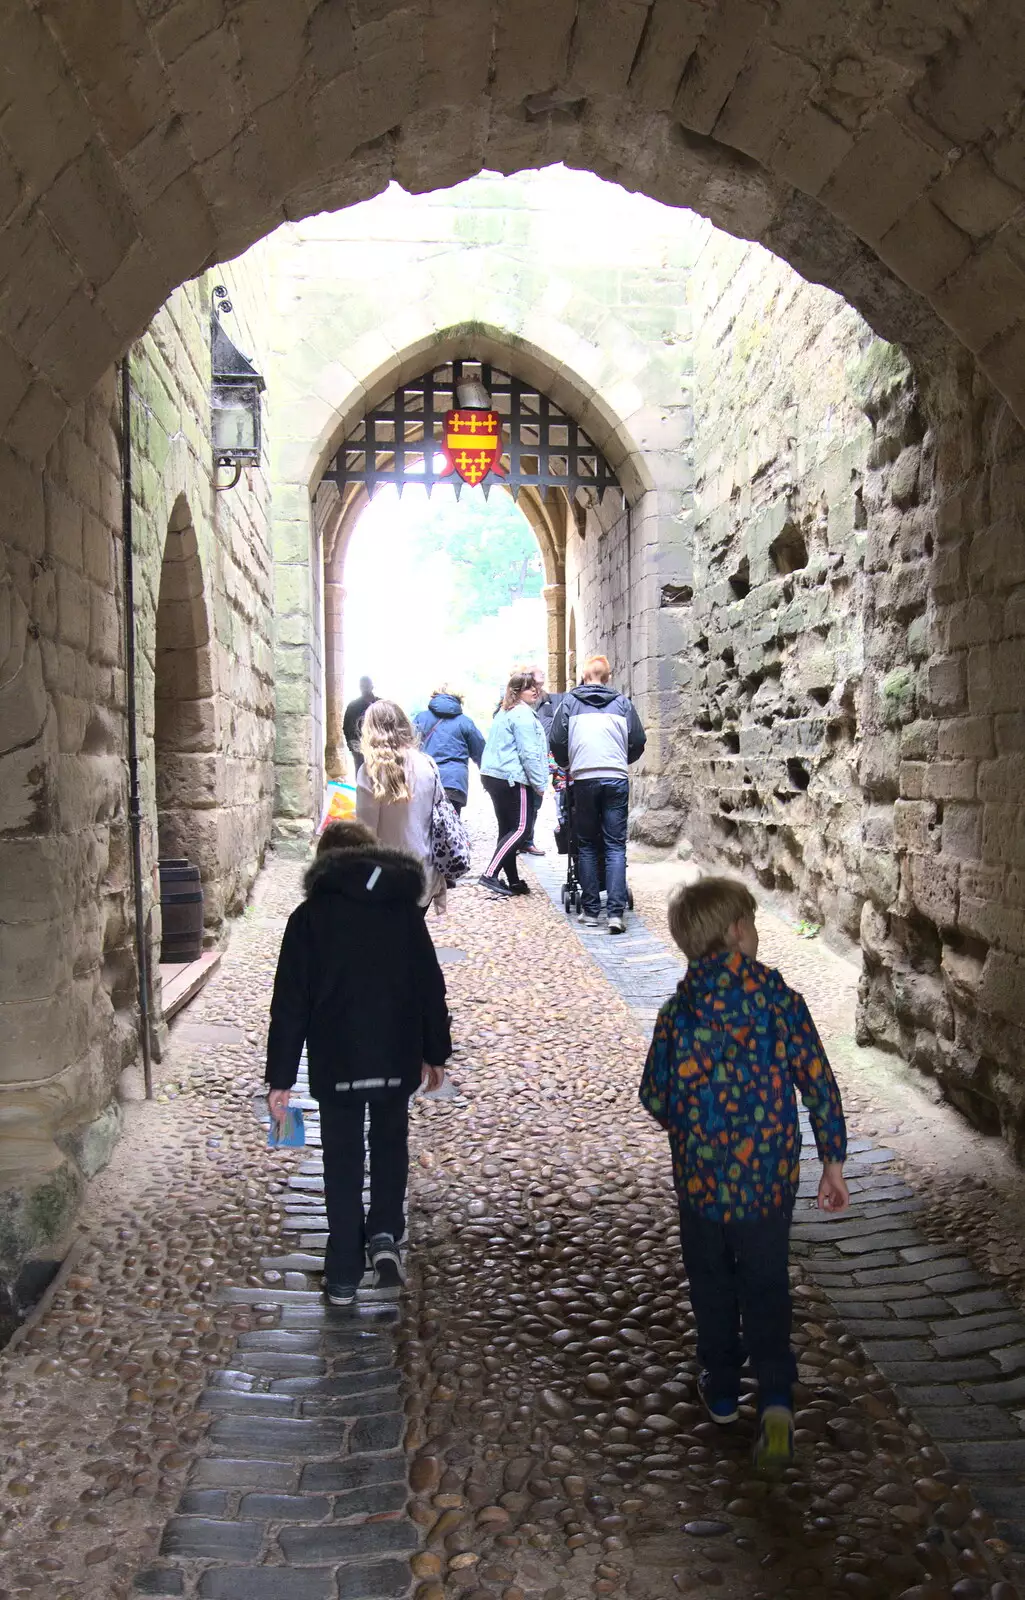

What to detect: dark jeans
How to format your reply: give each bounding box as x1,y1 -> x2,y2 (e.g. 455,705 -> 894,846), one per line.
575,777 -> 629,915
319,1094 -> 409,1286
444,788 -> 465,814
481,776 -> 531,887
678,1201 -> 797,1407
350,748 -> 364,776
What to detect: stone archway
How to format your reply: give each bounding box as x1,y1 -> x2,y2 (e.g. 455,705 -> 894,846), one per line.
319,476 -> 569,780
6,0 -> 1025,466
153,495 -> 217,928
284,334 -> 652,815
567,608 -> 578,689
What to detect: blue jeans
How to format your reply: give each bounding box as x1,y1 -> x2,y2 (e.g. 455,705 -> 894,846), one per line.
575,777 -> 629,916
678,1202 -> 797,1407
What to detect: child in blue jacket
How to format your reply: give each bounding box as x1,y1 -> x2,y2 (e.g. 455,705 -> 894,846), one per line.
640,875 -> 848,1473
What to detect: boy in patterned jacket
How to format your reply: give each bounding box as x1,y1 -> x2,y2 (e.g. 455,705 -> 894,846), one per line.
639,876 -> 849,1473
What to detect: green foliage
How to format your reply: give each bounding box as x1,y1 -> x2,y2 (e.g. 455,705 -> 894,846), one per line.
796,919 -> 821,940
409,492 -> 543,628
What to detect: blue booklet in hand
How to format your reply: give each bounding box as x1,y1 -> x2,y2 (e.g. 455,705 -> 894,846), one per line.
267,1106 -> 305,1148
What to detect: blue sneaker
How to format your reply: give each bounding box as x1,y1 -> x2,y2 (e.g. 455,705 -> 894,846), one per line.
753,1405 -> 795,1475
698,1370 -> 739,1424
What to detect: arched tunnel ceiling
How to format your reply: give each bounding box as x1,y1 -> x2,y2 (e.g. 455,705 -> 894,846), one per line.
3,0 -> 1025,466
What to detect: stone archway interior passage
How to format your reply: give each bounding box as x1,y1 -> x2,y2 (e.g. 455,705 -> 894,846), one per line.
320,359 -> 622,503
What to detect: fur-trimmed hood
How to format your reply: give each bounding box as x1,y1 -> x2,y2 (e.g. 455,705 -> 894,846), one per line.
303,843 -> 425,906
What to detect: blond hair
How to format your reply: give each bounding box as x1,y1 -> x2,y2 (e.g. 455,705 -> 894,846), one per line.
361,700 -> 416,803
582,654 -> 611,683
668,876 -> 757,959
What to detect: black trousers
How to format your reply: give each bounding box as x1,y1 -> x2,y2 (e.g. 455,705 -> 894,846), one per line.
443,787 -> 465,814
481,776 -> 531,886
678,1201 -> 797,1406
518,787 -> 540,850
319,1094 -> 409,1286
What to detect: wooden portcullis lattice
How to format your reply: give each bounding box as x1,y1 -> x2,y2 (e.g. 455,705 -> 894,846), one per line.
320,358 -> 622,502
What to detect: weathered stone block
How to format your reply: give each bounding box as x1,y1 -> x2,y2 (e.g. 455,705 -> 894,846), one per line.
926,654 -> 967,715
892,800 -> 937,854
979,950 -> 1025,1028
941,804 -> 982,863
937,716 -> 995,760
922,761 -> 977,802
905,853 -> 959,931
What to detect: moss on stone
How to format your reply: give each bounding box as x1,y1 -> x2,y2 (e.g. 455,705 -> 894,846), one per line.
26,1164 -> 81,1248
847,338 -> 911,413
879,666 -> 917,728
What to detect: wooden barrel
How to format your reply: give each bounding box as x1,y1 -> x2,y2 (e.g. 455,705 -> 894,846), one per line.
158,858 -> 204,963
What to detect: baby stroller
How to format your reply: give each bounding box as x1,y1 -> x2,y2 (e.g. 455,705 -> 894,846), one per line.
555,775 -> 634,917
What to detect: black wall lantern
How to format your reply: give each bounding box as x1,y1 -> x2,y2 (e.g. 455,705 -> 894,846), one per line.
211,285 -> 265,489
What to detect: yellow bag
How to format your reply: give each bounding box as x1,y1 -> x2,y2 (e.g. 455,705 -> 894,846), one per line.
318,781 -> 357,833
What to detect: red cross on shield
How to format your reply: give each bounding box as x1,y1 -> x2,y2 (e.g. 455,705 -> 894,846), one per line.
440,409 -> 506,486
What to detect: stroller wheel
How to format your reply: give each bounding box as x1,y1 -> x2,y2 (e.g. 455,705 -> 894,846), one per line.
561,885 -> 572,913
573,887 -> 583,913
628,888 -> 634,911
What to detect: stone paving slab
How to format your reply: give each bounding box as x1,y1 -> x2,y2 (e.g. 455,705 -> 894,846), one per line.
129,1059 -> 417,1600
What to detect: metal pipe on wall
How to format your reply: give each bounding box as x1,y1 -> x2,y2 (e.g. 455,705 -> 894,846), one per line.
119,355 -> 154,1101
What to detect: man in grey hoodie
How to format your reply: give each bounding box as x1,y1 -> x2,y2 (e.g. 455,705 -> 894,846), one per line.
549,654 -> 646,934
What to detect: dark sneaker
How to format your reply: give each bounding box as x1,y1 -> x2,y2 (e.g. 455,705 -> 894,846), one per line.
324,1281 -> 358,1306
753,1405 -> 795,1475
509,881 -> 531,895
368,1233 -> 405,1290
478,874 -> 513,897
698,1370 -> 739,1425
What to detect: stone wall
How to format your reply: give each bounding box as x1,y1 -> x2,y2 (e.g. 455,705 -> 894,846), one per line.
654,229 -> 882,937
132,261 -> 277,933
858,357 -> 1025,1160
0,260 -> 276,1317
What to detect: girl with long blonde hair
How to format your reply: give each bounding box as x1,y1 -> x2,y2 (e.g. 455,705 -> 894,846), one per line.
356,700 -> 445,910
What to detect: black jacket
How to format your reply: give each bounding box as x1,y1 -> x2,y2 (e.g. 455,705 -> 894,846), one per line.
342,692 -> 376,752
266,844 -> 452,1102
535,691 -> 562,740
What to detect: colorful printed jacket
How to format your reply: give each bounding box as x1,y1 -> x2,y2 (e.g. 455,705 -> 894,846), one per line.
639,951 -> 847,1222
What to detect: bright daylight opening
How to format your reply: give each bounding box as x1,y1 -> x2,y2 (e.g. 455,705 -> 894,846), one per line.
341,485 -> 546,732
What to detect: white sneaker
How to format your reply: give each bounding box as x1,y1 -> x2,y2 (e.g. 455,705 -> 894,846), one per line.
608,915 -> 626,934
581,914 -> 600,928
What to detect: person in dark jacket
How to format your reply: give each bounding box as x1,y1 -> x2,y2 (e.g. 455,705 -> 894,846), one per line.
342,676 -> 377,774
412,686 -> 486,812
549,653 -> 646,934
266,819 -> 451,1305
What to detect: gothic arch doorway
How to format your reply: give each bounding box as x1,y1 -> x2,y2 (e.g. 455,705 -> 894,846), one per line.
315,357 -> 623,778
153,496 -> 217,924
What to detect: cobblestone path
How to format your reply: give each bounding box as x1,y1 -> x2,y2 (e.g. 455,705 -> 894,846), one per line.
4,827 -> 1025,1600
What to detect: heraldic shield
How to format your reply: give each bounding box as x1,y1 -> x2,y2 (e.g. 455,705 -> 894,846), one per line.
440,409 -> 506,486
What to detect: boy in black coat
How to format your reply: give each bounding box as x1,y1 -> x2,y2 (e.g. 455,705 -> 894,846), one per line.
266,820 -> 452,1304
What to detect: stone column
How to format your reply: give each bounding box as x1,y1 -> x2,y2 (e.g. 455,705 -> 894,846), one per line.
324,576 -> 345,780
544,583 -> 566,692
